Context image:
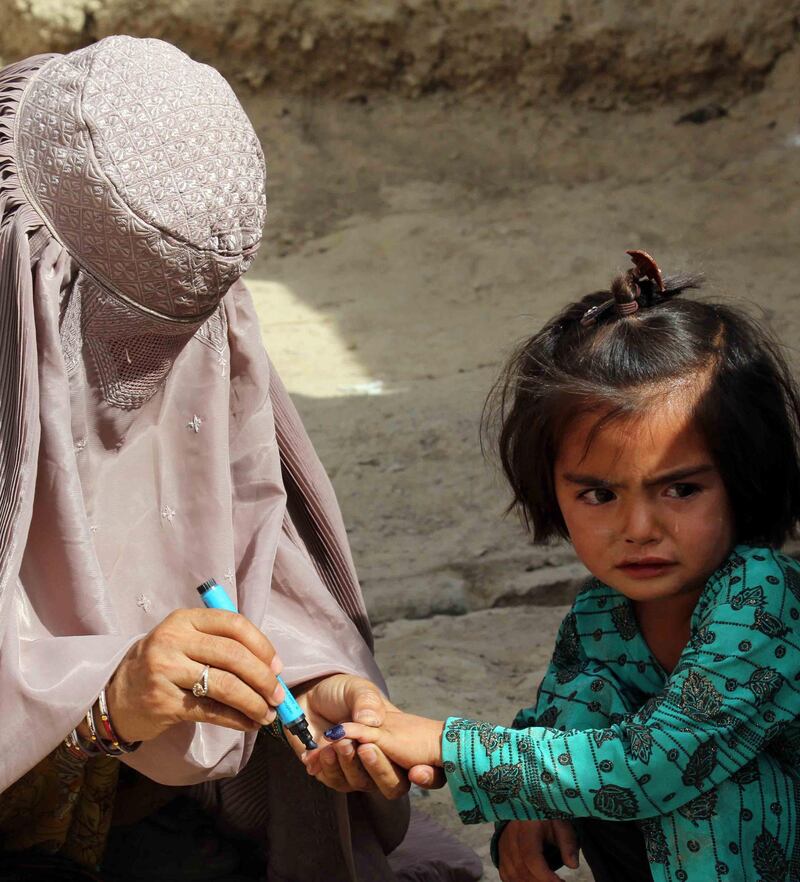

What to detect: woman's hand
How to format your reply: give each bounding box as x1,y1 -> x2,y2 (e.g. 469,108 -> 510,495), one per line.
104,609 -> 284,743
291,675 -> 443,799
304,708 -> 445,772
497,820 -> 579,882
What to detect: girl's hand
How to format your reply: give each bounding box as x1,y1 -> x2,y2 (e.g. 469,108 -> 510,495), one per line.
304,709 -> 446,771
292,675 -> 442,799
497,819 -> 579,882
104,609 -> 284,743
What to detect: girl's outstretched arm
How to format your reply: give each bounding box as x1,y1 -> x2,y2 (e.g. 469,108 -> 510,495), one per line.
303,710 -> 446,772
308,547 -> 800,828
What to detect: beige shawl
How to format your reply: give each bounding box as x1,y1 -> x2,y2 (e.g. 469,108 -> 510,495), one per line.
0,35 -> 408,879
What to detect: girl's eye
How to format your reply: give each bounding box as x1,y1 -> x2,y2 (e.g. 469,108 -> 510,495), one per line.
665,483 -> 701,499
579,488 -> 616,505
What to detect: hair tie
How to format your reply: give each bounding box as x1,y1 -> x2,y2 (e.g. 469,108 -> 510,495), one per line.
580,249 -> 665,327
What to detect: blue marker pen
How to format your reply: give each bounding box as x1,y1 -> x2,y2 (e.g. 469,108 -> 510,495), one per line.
196,579 -> 318,750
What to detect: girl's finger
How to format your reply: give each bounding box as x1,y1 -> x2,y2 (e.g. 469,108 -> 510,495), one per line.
332,739 -> 375,791
498,850 -> 529,882
520,848 -> 564,882
501,823 -> 562,882
320,721 -> 379,747
356,744 -> 409,800
552,820 -> 579,870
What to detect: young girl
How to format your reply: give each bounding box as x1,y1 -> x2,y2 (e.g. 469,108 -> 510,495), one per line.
305,251 -> 800,882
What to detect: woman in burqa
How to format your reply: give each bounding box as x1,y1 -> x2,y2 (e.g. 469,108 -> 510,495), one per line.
0,36 -> 482,882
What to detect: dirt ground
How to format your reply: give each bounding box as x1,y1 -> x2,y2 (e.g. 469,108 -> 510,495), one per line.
232,42 -> 800,878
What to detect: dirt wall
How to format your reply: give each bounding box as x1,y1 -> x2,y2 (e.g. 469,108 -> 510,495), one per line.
3,0 -> 799,104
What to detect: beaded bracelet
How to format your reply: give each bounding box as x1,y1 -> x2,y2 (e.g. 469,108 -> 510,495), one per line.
85,702 -> 124,755
97,688 -> 141,754
63,727 -> 102,759
65,691 -> 141,758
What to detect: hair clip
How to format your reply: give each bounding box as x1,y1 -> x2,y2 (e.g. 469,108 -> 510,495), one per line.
626,249 -> 665,293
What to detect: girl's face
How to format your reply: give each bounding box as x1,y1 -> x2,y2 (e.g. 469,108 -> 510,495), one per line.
554,399 -> 735,603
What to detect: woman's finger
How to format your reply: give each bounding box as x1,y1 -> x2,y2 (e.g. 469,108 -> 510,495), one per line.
408,764 -> 445,789
356,744 -> 410,800
177,691 -> 261,733
183,631 -> 283,705
173,661 -> 275,725
331,739 -> 375,791
343,678 -> 386,726
163,608 -> 282,671
314,744 -> 351,792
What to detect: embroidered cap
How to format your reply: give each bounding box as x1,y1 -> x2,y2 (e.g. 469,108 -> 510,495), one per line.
15,35 -> 266,323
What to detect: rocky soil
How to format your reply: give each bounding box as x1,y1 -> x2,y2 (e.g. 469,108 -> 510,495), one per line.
5,4 -> 800,878
2,0 -> 799,105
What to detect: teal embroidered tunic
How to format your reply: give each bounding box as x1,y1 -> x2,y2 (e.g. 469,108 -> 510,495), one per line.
442,546 -> 800,882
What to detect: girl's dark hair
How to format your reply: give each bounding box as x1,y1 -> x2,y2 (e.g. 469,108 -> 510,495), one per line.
484,261 -> 800,547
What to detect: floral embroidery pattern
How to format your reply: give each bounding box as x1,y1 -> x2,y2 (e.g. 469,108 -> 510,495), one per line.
592,784 -> 639,819
476,763 -> 523,803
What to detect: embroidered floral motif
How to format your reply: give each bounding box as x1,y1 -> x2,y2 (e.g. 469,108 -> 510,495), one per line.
458,806 -> 486,824
161,505 -> 176,523
730,585 -> 765,610
747,667 -> 783,702
625,724 -> 653,764
552,612 -> 581,670
689,625 -> 716,649
681,740 -> 717,789
477,724 -> 510,756
16,38 -> 265,410
536,706 -> 560,728
592,728 -> 619,747
751,608 -> 789,638
677,789 -> 717,821
639,817 -> 669,864
731,760 -> 760,786
678,670 -> 724,723
753,830 -> 788,882
476,764 -> 523,803
592,784 -> 639,819
611,603 -> 638,641
187,415 -> 203,433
